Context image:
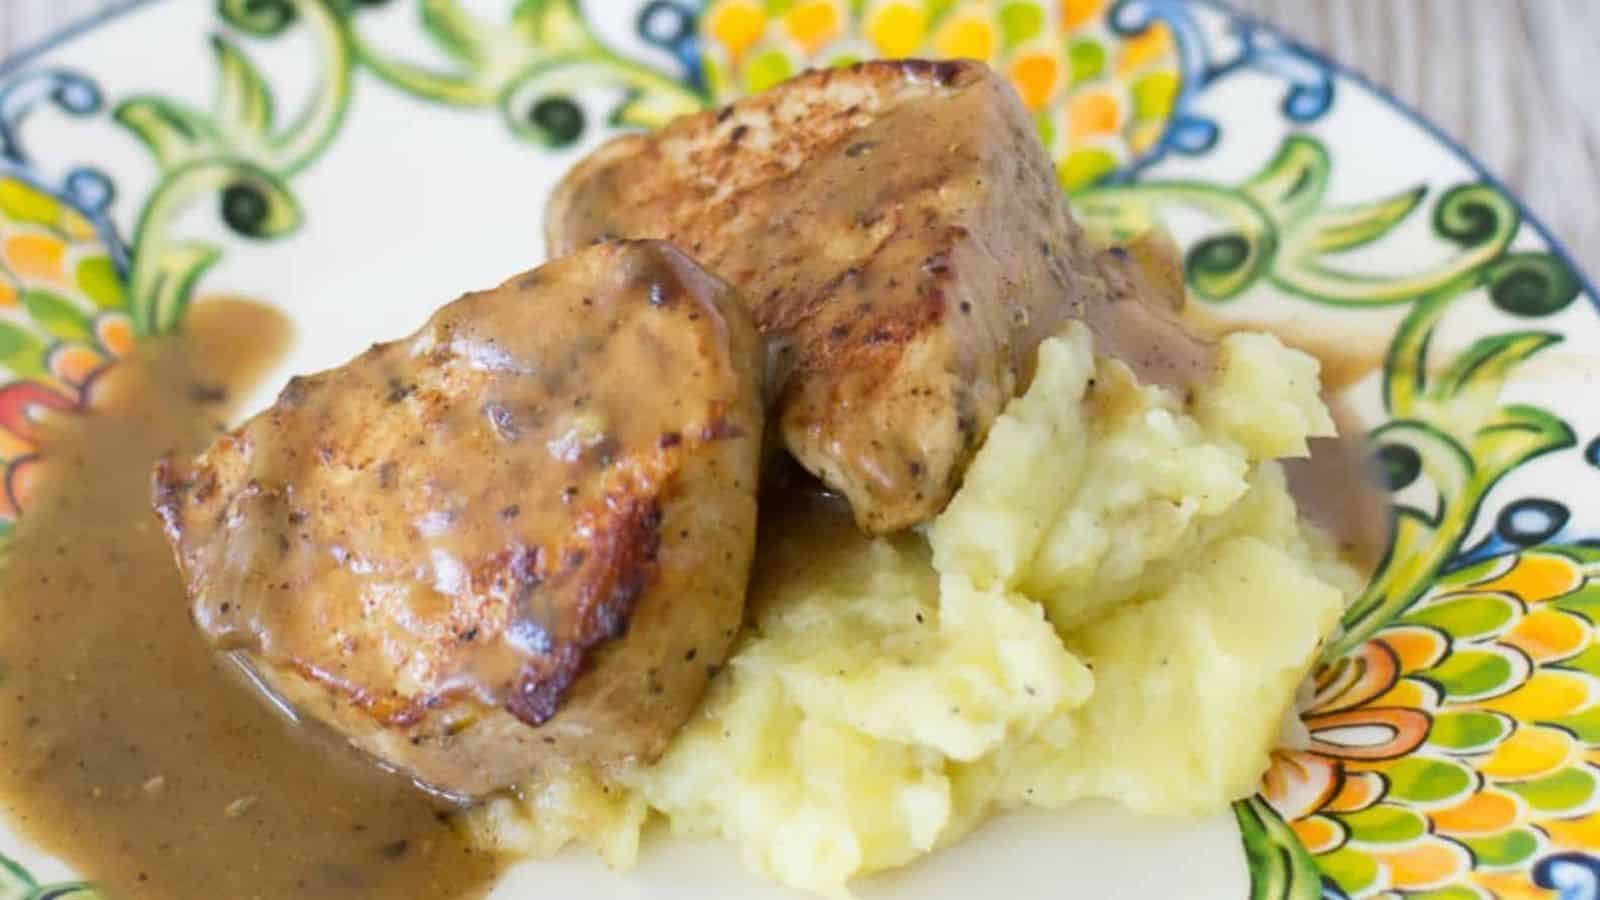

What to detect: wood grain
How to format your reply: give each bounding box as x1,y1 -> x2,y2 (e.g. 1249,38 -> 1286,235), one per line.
3,0 -> 1597,266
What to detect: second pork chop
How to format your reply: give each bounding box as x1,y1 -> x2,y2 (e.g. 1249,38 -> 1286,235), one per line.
546,60 -> 1211,533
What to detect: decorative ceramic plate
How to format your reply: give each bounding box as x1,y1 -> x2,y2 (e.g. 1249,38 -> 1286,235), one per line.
3,0 -> 1600,897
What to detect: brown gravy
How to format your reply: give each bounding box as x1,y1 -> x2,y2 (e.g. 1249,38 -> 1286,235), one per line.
0,300 -> 498,899
1284,398 -> 1392,579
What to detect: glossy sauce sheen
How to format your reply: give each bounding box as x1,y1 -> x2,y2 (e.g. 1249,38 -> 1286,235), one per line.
0,300 -> 498,899
152,242 -> 763,798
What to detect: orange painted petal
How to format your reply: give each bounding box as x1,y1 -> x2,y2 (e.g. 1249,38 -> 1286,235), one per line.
1117,23 -> 1173,73
4,233 -> 67,284
1542,811 -> 1600,850
1291,814 -> 1345,854
1469,551 -> 1583,603
1261,749 -> 1340,820
1504,608 -> 1591,663
1376,837 -> 1472,891
1067,90 -> 1120,140
1313,640 -> 1404,713
1008,54 -> 1061,111
48,343 -> 106,388
1325,770 -> 1386,813
1306,707 -> 1431,761
0,278 -> 16,308
95,313 -> 134,358
1061,0 -> 1106,31
1474,870 -> 1557,899
7,455 -> 43,516
1379,626 -> 1450,675
0,425 -> 34,460
1430,789 -> 1523,836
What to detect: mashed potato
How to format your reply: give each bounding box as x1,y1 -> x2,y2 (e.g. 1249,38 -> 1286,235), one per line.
468,323 -> 1355,894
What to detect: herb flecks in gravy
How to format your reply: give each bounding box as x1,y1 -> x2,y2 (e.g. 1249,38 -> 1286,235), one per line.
0,299 -> 497,899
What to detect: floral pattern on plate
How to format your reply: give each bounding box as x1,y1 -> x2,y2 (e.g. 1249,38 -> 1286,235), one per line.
1,0 -> 1597,896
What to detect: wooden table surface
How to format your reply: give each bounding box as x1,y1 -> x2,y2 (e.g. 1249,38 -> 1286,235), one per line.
4,0 -> 1598,268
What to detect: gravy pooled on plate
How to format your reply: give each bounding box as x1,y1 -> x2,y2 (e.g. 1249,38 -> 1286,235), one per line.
0,300 -> 500,899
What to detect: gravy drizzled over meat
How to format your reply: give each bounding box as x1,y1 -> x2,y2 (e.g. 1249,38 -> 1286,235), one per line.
153,241 -> 765,798
548,59 -> 1218,533
0,300 -> 500,899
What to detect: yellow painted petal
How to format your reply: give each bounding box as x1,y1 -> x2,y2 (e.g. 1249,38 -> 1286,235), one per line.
866,2 -> 927,58
1473,870 -> 1556,898
1129,119 -> 1164,154
1117,23 -> 1173,74
1008,53 -> 1060,110
1478,669 -> 1593,721
1291,814 -> 1345,854
1431,789 -> 1523,836
1372,677 -> 1438,710
59,209 -> 97,242
1380,626 -> 1450,674
1505,608 -> 1591,663
0,278 -> 15,308
1481,724 -> 1576,781
1376,838 -> 1472,891
4,233 -> 67,284
1061,0 -> 1106,31
1067,90 -> 1120,140
784,1 -> 842,56
1542,811 -> 1600,850
1469,552 -> 1583,603
707,0 -> 766,60
934,14 -> 996,62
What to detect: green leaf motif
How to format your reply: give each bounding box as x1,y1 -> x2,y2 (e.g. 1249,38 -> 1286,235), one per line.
743,48 -> 794,94
1339,805 -> 1428,845
1554,704 -> 1600,745
1402,592 -> 1520,641
1242,136 -> 1329,228
998,2 -> 1044,51
1382,756 -> 1475,806
73,257 -> 125,310
1427,710 -> 1511,753
1460,827 -> 1543,869
1315,846 -> 1380,895
1233,796 -> 1324,900
1554,583 -> 1600,625
1301,186 -> 1426,255
1067,38 -> 1106,83
510,0 -> 597,53
1408,887 -> 1491,900
213,36 -> 277,141
21,289 -> 94,343
1420,648 -> 1525,702
421,0 -> 492,64
1502,765 -> 1600,815
0,322 -> 48,380
0,848 -> 105,900
113,97 -> 216,168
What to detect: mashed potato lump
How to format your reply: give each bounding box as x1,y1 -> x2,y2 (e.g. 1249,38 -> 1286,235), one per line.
468,322 -> 1358,894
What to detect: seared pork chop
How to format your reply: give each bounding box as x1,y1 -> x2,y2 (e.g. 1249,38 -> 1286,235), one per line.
153,240 -> 764,797
547,59 -> 1211,533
